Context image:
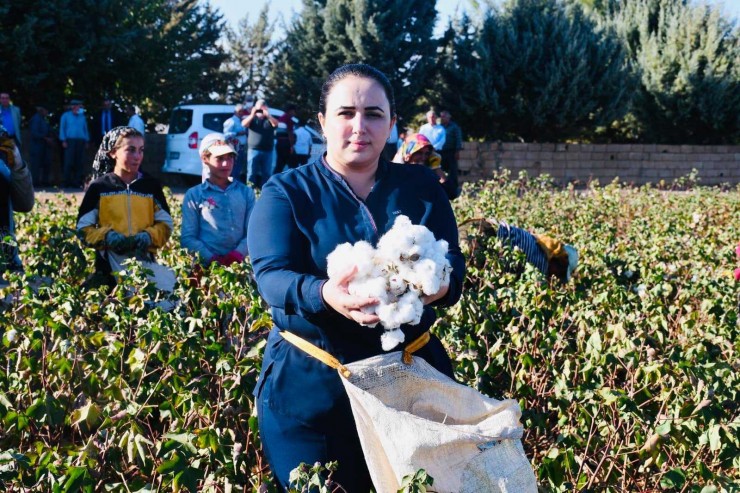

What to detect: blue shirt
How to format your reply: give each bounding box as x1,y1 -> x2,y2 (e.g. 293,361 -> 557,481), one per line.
59,111 -> 90,141
1,108 -> 14,136
247,157 -> 465,421
181,179 -> 256,262
496,221 -> 549,275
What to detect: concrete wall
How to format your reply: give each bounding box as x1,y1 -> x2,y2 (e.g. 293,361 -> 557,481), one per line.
457,142 -> 740,186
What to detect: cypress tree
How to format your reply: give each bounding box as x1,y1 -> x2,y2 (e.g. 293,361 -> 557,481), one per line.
265,0 -> 437,120
433,0 -> 635,142
224,5 -> 276,103
601,0 -> 740,144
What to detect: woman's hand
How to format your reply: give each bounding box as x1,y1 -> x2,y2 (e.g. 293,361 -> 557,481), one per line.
421,281 -> 449,305
321,266 -> 381,326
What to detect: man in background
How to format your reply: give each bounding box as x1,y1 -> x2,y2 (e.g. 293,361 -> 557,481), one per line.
223,103 -> 248,181
28,104 -> 53,187
0,92 -> 22,148
241,99 -> 278,189
274,103 -> 296,174
418,110 -> 445,153
59,99 -> 90,188
292,120 -> 312,168
96,98 -> 124,145
126,105 -> 146,134
439,110 -> 463,199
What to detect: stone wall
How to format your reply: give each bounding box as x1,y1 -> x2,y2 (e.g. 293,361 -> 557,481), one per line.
24,132 -> 739,188
457,142 -> 740,186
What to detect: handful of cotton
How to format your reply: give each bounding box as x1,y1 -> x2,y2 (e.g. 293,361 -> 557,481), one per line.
326,215 -> 452,351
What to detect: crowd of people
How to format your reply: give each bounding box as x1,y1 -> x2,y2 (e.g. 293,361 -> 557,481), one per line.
0,64 -> 577,491
1,93 -> 148,189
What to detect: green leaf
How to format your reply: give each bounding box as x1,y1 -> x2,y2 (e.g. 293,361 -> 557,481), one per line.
61,467 -> 87,493
157,453 -> 185,474
707,424 -> 721,452
163,432 -> 198,454
660,468 -> 686,489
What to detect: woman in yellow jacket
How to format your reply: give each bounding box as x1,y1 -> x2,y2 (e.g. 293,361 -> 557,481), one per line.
77,126 -> 175,291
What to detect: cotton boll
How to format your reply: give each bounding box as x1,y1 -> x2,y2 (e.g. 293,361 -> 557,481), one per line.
351,241 -> 377,278
381,328 -> 406,351
349,276 -> 388,301
326,241 -> 376,279
414,258 -> 442,295
398,291 -> 423,325
388,275 -> 407,297
326,243 -> 356,278
376,302 -> 404,329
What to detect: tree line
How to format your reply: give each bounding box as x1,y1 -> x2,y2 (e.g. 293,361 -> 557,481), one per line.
1,0 -> 738,144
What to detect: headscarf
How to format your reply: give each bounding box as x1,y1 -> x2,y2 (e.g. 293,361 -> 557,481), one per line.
92,126 -> 143,179
398,133 -> 442,170
401,133 -> 433,159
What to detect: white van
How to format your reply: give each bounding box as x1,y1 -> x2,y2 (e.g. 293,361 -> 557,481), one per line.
161,104 -> 324,177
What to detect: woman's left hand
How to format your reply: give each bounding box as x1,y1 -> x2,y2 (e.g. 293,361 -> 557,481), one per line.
421,282 -> 449,305
322,266 -> 381,326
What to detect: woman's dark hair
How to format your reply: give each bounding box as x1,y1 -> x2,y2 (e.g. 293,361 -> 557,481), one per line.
319,64 -> 396,117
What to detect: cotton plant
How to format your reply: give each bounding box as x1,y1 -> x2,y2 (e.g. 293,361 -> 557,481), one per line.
326,215 -> 452,351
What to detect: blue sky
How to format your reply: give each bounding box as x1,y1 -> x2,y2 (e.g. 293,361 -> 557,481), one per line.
209,0 -> 740,33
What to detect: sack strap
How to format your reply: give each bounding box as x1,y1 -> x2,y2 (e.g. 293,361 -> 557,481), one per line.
279,330 -> 431,378
402,331 -> 430,364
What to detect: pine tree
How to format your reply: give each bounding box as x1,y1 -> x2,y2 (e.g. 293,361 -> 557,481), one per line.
600,0 -> 740,144
224,5 -> 276,103
0,0 -> 228,122
433,0 -> 634,141
265,0 -> 437,121
264,0 -> 329,120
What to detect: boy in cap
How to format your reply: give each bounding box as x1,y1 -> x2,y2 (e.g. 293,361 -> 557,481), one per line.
0,125 -> 34,285
181,133 -> 256,266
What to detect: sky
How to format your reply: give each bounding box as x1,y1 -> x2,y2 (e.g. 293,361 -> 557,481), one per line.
208,0 -> 740,34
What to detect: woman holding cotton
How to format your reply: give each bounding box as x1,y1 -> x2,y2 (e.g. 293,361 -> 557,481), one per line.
247,64 -> 465,491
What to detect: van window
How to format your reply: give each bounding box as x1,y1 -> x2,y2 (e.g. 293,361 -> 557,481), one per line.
203,113 -> 233,132
169,109 -> 193,134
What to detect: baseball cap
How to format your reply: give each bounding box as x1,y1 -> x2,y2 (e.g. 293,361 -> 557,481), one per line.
199,132 -> 236,157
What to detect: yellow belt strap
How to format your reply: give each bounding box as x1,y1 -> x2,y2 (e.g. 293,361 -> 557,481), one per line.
279,330 -> 431,378
403,331 -> 431,365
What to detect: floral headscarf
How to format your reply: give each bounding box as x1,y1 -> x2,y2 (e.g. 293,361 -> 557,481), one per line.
398,133 -> 442,170
92,126 -> 143,179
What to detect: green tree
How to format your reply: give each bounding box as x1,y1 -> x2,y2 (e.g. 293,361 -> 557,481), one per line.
0,0 -> 228,124
433,0 -> 634,141
265,0 -> 437,121
224,5 -> 276,104
599,0 -> 740,144
265,0 -> 329,121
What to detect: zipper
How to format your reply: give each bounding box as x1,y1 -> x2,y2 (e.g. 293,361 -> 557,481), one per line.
126,183 -> 133,235
320,160 -> 378,236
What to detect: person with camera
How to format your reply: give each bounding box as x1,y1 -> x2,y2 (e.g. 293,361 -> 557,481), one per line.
241,99 -> 278,189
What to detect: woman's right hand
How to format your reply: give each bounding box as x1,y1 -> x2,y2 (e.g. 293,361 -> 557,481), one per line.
321,266 -> 381,326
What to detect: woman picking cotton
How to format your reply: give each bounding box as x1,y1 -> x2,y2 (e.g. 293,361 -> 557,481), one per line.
77,126 -> 175,291
392,132 -> 447,184
247,64 -> 465,491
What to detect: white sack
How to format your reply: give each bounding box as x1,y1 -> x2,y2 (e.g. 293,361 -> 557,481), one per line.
341,353 -> 537,493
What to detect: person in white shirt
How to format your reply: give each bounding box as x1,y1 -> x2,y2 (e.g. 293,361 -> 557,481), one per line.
126,106 -> 146,135
291,121 -> 313,167
418,110 -> 446,151
223,103 -> 248,181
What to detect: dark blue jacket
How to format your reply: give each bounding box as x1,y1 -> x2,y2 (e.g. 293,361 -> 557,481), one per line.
247,157 -> 465,425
